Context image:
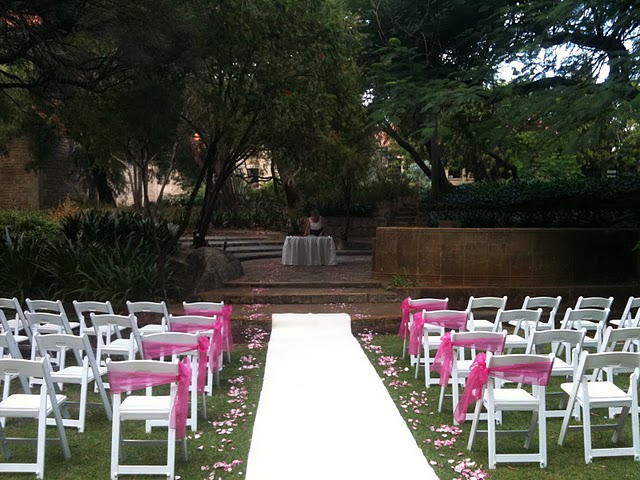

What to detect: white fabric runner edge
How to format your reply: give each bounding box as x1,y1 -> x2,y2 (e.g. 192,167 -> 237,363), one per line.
245,313 -> 439,480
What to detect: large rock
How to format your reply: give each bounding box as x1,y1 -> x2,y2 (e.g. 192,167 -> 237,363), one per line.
182,247 -> 243,293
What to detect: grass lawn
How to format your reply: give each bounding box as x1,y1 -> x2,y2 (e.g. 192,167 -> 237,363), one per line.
1,327 -> 637,479
359,331 -> 640,480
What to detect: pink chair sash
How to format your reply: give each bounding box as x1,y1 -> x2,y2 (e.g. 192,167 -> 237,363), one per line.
108,357 -> 192,439
142,337 -> 210,394
399,298 -> 448,338
453,353 -> 554,424
407,311 -> 468,356
184,306 -> 234,352
170,320 -> 224,375
431,333 -> 506,387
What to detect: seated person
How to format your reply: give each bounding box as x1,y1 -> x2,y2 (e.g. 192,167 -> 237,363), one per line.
304,210 -> 326,236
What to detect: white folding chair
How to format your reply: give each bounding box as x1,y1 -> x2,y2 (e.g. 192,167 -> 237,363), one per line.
599,326 -> 640,418
24,312 -> 83,374
0,310 -> 29,348
434,330 -> 507,423
558,351 -> 640,464
493,308 -> 542,352
91,314 -> 142,363
511,296 -> 561,336
126,300 -> 171,334
141,332 -> 208,432
170,314 -> 223,394
183,301 -> 232,363
0,332 -> 30,400
398,297 -> 449,360
525,328 -> 586,418
73,300 -> 121,340
574,295 -> 614,311
0,358 -> 71,479
466,296 -> 507,332
466,353 -> 555,469
609,296 -> 640,330
34,332 -> 112,432
25,299 -> 80,333
107,359 -> 189,480
412,309 -> 469,387
560,307 -> 610,351
0,298 -> 29,343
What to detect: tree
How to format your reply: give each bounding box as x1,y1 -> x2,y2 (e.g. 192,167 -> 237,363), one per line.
180,0 -> 366,247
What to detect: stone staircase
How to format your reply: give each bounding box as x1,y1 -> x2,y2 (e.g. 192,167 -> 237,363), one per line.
389,198 -> 420,227
188,254 -> 402,334
180,233 -> 372,260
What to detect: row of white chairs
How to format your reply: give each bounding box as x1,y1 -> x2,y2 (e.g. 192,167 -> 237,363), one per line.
0,298 -> 233,479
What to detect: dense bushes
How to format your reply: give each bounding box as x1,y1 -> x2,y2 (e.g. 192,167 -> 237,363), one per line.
0,210 -> 181,305
421,175 -> 640,228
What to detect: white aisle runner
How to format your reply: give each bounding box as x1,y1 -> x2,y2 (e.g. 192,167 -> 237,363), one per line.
245,313 -> 439,480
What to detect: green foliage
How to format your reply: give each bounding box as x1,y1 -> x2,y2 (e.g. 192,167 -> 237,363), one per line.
421,176 -> 640,228
210,186 -> 293,231
385,275 -> 417,289
61,210 -> 179,253
0,211 -> 180,303
0,210 -> 61,243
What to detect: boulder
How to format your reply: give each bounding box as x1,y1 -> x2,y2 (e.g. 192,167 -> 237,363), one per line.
182,247 -> 243,293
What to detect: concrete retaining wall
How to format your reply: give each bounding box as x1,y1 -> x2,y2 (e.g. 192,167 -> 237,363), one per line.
372,227 -> 640,286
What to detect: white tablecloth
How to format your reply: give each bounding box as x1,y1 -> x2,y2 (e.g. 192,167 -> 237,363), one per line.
281,236 -> 337,266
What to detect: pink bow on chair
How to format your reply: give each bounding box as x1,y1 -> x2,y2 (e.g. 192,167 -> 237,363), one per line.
184,306 -> 234,352
108,357 -> 192,439
453,353 -> 554,424
407,311 -> 467,356
399,298 -> 448,338
431,333 -> 506,387
142,337 -> 210,394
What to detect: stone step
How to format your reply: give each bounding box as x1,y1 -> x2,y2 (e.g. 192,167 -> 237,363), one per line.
221,302 -> 401,334
223,280 -> 384,289
190,287 -> 402,305
233,250 -> 372,261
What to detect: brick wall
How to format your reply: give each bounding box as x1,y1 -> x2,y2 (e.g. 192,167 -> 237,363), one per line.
0,136 -> 39,209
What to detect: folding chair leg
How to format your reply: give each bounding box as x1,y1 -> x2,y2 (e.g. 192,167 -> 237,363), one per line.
201,394 -> 207,421
612,406 -> 629,443
487,400 -> 497,469
401,337 -> 407,359
583,401 -> 593,464
437,386 -> 445,412
111,408 -> 121,480
524,411 -> 538,450
467,399 -> 483,450
0,423 -> 11,460
167,425 -> 176,480
36,402 -> 47,479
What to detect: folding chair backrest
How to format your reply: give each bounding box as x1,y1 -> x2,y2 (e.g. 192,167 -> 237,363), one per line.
26,298 -> 65,314
408,298 -> 448,309
127,300 -> 170,329
169,314 -> 219,332
487,352 -> 555,385
183,301 -> 224,314
73,300 -> 115,333
25,311 -> 74,335
421,309 -> 469,332
467,296 -> 507,311
34,332 -> 94,363
600,326 -> 640,353
141,332 -> 199,359
106,358 -> 179,388
522,295 -> 561,324
91,313 -> 141,348
561,308 -> 610,328
450,330 -> 507,355
0,297 -> 27,336
527,328 -> 586,355
0,331 -> 23,359
577,350 -> 640,378
574,296 -> 614,310
616,296 -> 640,329
494,308 -> 542,332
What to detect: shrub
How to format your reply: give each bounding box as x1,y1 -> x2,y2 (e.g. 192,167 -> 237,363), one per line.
0,210 -> 61,243
0,232 -> 48,300
421,175 -> 640,228
62,210 -> 179,253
